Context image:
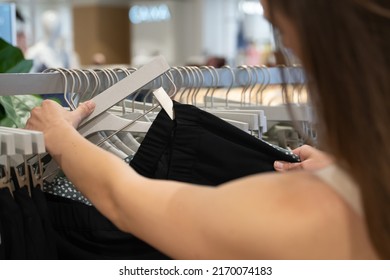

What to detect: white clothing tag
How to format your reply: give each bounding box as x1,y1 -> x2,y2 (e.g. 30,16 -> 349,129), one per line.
152,87 -> 174,120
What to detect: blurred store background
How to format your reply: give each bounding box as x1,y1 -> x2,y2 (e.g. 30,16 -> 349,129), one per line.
1,0 -> 280,70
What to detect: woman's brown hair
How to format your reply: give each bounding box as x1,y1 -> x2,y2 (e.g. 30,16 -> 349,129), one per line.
267,0 -> 390,258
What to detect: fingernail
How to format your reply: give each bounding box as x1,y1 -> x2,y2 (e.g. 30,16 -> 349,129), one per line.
83,100 -> 96,110
274,161 -> 284,169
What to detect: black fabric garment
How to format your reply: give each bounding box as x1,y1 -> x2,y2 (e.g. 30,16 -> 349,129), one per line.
131,102 -> 300,186
0,214 -> 5,259
0,188 -> 26,259
13,187 -> 47,259
30,186 -> 58,259
45,193 -> 169,260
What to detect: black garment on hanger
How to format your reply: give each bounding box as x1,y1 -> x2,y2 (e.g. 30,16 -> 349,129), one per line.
13,187 -> 47,259
30,186 -> 58,259
0,188 -> 26,259
0,214 -> 5,259
45,194 -> 169,260
11,166 -> 49,260
130,102 -> 300,186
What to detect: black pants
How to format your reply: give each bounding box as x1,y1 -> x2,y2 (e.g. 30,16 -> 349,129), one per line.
45,194 -> 169,260
131,101 -> 300,185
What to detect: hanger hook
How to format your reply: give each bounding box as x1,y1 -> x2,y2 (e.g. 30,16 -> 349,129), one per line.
44,68 -> 75,110
162,72 -> 177,104
186,67 -> 196,105
184,66 -> 196,104
192,66 -> 204,106
106,68 -> 123,111
199,66 -> 215,108
67,69 -> 83,107
113,67 -> 131,115
252,65 -> 264,105
83,69 -> 101,100
237,65 -> 253,107
43,68 -> 68,109
277,65 -> 290,104
248,66 -> 259,106
169,67 -> 183,100
64,68 -> 78,109
142,76 -> 162,112
165,69 -> 178,99
70,68 -> 89,106
292,64 -> 305,104
189,66 -> 202,105
56,68 -> 77,110
106,68 -> 120,84
221,65 -> 235,108
177,66 -> 191,103
209,66 -> 220,108
256,65 -> 270,105
100,68 -> 115,89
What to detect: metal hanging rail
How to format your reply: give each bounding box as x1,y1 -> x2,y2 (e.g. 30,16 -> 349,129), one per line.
0,65 -> 305,96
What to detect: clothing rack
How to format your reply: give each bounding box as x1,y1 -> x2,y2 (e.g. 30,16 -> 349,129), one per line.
0,64 -> 305,96
0,127 -> 45,193
0,56 -> 312,144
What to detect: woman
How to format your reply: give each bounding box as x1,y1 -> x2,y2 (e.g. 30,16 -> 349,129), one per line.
26,0 -> 389,259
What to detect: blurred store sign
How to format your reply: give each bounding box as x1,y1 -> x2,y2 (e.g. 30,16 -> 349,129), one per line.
0,3 -> 16,45
129,4 -> 171,24
239,1 -> 264,15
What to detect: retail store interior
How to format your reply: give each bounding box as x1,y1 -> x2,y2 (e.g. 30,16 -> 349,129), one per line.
0,0 -> 322,261
5,0 -> 283,68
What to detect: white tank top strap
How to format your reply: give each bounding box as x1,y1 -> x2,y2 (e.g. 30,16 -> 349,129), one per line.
314,165 -> 364,217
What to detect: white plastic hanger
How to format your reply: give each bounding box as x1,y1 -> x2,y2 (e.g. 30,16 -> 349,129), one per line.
77,57 -> 173,137
0,132 -> 15,193
205,109 -> 266,135
0,127 -> 44,194
220,118 -> 250,133
87,133 -> 129,159
0,130 -> 16,156
43,56 -> 173,180
206,111 -> 259,133
104,133 -> 135,156
0,127 -> 33,155
78,111 -> 153,137
82,67 -> 139,156
79,55 -> 171,127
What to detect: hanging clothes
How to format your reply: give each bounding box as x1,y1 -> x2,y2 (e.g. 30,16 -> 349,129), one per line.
45,193 -> 169,260
43,176 -> 92,206
40,157 -> 168,259
30,186 -> 58,259
0,188 -> 26,259
130,101 -> 300,185
0,215 -> 4,259
13,186 -> 47,259
0,170 -> 58,260
41,102 -> 300,259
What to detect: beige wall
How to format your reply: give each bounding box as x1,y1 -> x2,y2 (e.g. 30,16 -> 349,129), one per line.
73,5 -> 130,65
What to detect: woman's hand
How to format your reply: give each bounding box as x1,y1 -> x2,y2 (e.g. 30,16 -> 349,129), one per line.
274,145 -> 334,172
25,99 -> 95,153
25,99 -> 95,133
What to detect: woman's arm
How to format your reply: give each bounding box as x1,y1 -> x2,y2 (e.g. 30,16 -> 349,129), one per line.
26,100 -> 356,259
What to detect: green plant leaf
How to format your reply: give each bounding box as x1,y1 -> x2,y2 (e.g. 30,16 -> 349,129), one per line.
0,38 -> 24,72
0,96 -> 19,127
0,116 -> 16,127
12,95 -> 42,127
0,38 -> 36,128
6,60 -> 33,73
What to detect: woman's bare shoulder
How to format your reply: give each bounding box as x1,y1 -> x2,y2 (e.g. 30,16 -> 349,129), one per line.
199,171 -> 376,259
